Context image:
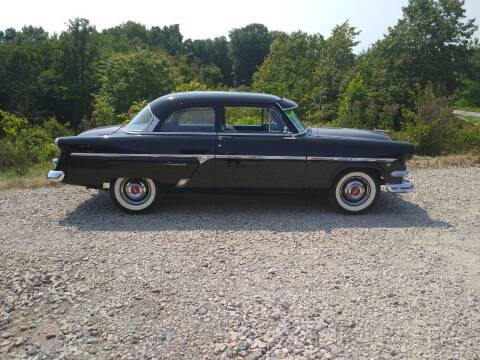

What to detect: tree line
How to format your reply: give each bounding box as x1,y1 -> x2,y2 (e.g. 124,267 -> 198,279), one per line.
0,0 -> 479,167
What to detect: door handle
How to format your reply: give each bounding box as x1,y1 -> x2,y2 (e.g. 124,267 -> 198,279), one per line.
217,135 -> 233,141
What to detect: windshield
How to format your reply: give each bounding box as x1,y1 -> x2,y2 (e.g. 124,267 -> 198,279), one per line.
125,106 -> 153,132
284,109 -> 307,133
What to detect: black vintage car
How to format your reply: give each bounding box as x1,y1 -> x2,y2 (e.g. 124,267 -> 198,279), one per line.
47,91 -> 414,214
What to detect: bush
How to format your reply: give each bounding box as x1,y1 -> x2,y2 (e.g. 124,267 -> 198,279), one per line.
0,140 -> 30,168
93,94 -> 118,127
17,127 -> 57,160
395,86 -> 480,156
41,117 -> 73,138
0,110 -> 60,170
0,110 -> 29,137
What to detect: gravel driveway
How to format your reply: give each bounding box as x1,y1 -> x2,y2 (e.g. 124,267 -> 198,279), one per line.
1,167 -> 479,359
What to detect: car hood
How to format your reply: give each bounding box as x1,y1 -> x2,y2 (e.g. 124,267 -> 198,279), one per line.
77,125 -> 123,137
309,127 -> 391,141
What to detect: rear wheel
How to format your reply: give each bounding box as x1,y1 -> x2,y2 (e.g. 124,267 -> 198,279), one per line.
110,177 -> 160,213
328,171 -> 379,214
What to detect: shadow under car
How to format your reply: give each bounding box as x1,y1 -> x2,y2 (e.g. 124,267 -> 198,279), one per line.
59,190 -> 450,232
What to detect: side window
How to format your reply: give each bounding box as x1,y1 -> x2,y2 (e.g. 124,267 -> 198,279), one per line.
223,106 -> 285,133
159,108 -> 215,132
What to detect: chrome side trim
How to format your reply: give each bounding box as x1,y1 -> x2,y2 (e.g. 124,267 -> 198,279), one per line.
47,170 -> 65,183
307,156 -> 397,163
391,167 -> 411,177
385,181 -> 413,193
176,179 -> 190,188
216,155 -> 305,161
70,152 -> 397,163
71,152 -> 215,165
71,153 -> 199,159
196,155 -> 215,164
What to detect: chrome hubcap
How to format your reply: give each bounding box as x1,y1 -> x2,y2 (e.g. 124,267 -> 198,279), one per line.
343,180 -> 366,202
340,178 -> 370,206
120,179 -> 150,205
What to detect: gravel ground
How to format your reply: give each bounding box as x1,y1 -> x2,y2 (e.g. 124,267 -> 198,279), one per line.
0,167 -> 479,360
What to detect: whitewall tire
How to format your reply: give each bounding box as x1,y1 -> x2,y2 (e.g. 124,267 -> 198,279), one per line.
110,178 -> 159,213
329,171 -> 379,214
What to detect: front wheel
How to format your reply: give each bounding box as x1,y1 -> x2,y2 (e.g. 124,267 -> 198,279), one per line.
328,171 -> 379,214
110,177 -> 160,213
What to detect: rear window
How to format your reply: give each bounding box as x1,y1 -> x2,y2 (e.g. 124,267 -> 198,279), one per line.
158,108 -> 215,132
125,106 -> 153,132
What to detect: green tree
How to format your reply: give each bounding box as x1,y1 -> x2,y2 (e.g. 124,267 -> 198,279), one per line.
229,24 -> 272,86
454,47 -> 480,107
175,79 -> 209,92
253,32 -> 325,116
93,50 -> 181,124
337,75 -> 369,128
364,0 -> 477,108
184,36 -> 233,85
149,24 -> 183,55
56,18 -> 99,128
253,23 -> 359,121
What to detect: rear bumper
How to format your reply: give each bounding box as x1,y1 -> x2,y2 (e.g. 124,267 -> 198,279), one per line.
385,181 -> 413,193
47,170 -> 65,183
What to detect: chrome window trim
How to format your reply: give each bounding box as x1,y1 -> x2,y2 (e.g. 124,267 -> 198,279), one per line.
219,132 -> 286,138
70,152 -> 396,163
145,109 -> 160,132
122,129 -> 217,136
121,129 -> 306,137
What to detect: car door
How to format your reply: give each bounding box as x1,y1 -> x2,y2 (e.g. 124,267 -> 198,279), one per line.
136,105 -> 218,187
214,104 -> 306,188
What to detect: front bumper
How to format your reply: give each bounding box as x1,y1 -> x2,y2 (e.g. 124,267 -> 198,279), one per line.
384,166 -> 413,193
385,180 -> 413,193
47,170 -> 65,183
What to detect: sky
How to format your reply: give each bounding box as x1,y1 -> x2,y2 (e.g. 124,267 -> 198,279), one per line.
1,0 -> 479,52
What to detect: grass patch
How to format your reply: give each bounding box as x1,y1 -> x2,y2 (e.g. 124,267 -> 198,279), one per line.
408,152 -> 480,169
458,115 -> 480,125
455,106 -> 480,113
0,162 -> 54,191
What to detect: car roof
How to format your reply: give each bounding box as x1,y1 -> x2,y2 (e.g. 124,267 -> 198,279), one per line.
149,91 -> 298,116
